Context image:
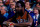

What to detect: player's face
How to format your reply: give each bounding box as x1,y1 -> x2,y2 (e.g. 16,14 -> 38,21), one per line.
16,3 -> 23,11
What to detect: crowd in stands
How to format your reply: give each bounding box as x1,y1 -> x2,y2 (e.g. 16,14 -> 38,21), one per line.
0,0 -> 40,27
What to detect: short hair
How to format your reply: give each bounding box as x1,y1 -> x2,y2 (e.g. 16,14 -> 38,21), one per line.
10,1 -> 16,6
33,7 -> 40,14
2,5 -> 8,12
16,1 -> 25,9
25,1 -> 31,7
16,1 -> 25,7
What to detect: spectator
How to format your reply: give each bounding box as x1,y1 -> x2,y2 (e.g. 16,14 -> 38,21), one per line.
25,1 -> 34,19
25,1 -> 33,13
1,6 -> 8,18
32,7 -> 40,27
10,1 -> 15,12
8,1 -> 15,19
0,6 -> 6,27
